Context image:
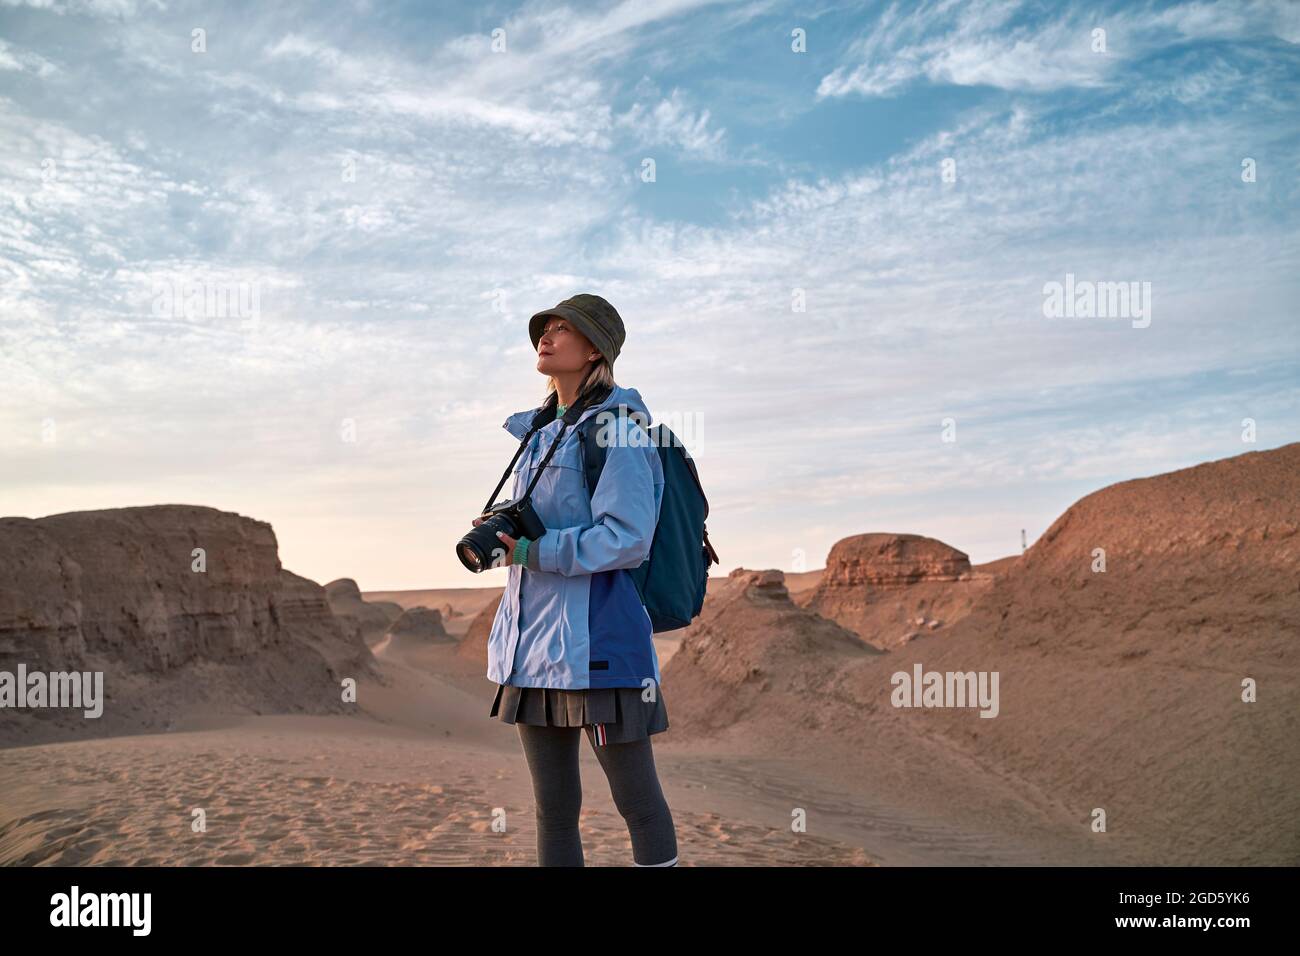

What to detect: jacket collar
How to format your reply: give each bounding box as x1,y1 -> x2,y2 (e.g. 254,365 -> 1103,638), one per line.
502,384 -> 649,441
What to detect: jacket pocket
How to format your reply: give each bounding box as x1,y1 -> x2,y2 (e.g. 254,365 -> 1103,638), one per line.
525,432 -> 587,524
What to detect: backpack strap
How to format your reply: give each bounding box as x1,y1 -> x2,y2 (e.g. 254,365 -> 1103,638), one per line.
577,403 -> 629,496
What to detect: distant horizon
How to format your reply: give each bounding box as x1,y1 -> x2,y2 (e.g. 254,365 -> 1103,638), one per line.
9,437 -> 1295,593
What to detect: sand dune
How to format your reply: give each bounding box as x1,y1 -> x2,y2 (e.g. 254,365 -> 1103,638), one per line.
0,642 -> 876,866
664,443 -> 1300,865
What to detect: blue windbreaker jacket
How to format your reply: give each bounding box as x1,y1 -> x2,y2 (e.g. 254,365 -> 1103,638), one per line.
485,384 -> 666,690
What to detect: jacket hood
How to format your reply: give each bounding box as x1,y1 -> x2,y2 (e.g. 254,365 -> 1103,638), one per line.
502,384 -> 651,441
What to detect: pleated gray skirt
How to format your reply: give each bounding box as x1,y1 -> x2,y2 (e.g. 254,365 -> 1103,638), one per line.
490,682 -> 669,746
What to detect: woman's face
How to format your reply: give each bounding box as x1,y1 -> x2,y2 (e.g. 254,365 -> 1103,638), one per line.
536,316 -> 598,376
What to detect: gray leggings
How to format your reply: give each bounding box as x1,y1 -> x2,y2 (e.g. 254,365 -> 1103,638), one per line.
516,723 -> 678,866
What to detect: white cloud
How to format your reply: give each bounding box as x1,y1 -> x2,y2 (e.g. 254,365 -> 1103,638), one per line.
819,0 -> 1300,98
0,39 -> 57,75
615,88 -> 726,158
0,0 -> 165,16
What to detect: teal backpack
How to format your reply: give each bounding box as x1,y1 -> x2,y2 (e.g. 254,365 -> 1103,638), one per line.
577,405 -> 720,632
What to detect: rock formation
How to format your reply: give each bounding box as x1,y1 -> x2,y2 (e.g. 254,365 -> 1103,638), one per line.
801,533 -> 1010,647
457,596 -> 501,667
0,504 -> 375,744
663,568 -> 882,737
325,578 -> 403,645
381,606 -> 455,653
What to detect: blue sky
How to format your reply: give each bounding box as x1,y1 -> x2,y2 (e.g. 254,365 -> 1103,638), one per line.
2,0 -> 1298,589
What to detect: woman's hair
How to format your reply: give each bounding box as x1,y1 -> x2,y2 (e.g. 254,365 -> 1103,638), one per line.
544,356 -> 615,403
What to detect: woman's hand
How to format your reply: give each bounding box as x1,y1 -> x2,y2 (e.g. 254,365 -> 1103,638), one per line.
494,529 -> 518,566
473,516 -> 517,567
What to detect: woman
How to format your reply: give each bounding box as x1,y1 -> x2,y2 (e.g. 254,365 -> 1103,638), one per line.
474,293 -> 679,867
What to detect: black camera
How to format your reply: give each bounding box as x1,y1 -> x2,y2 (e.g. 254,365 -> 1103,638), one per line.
457,496 -> 547,573
460,382 -> 609,574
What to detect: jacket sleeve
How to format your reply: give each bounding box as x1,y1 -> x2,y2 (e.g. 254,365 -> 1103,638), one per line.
530,418 -> 658,577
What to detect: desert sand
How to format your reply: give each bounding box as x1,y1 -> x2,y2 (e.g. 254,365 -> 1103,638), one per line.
0,642 -> 877,866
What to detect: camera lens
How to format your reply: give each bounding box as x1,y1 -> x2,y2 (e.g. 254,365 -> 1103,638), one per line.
456,511 -> 518,573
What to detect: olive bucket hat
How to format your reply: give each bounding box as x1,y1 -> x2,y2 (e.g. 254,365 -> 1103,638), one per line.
529,294 -> 626,366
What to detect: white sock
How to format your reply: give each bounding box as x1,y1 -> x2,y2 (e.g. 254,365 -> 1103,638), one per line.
634,854 -> 678,867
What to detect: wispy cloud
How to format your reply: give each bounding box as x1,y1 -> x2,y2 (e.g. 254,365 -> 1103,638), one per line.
0,37 -> 56,75
615,87 -> 727,158
819,0 -> 1300,97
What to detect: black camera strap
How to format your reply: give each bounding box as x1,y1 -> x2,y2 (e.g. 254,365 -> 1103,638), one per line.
480,436 -> 535,514
479,379 -> 613,515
